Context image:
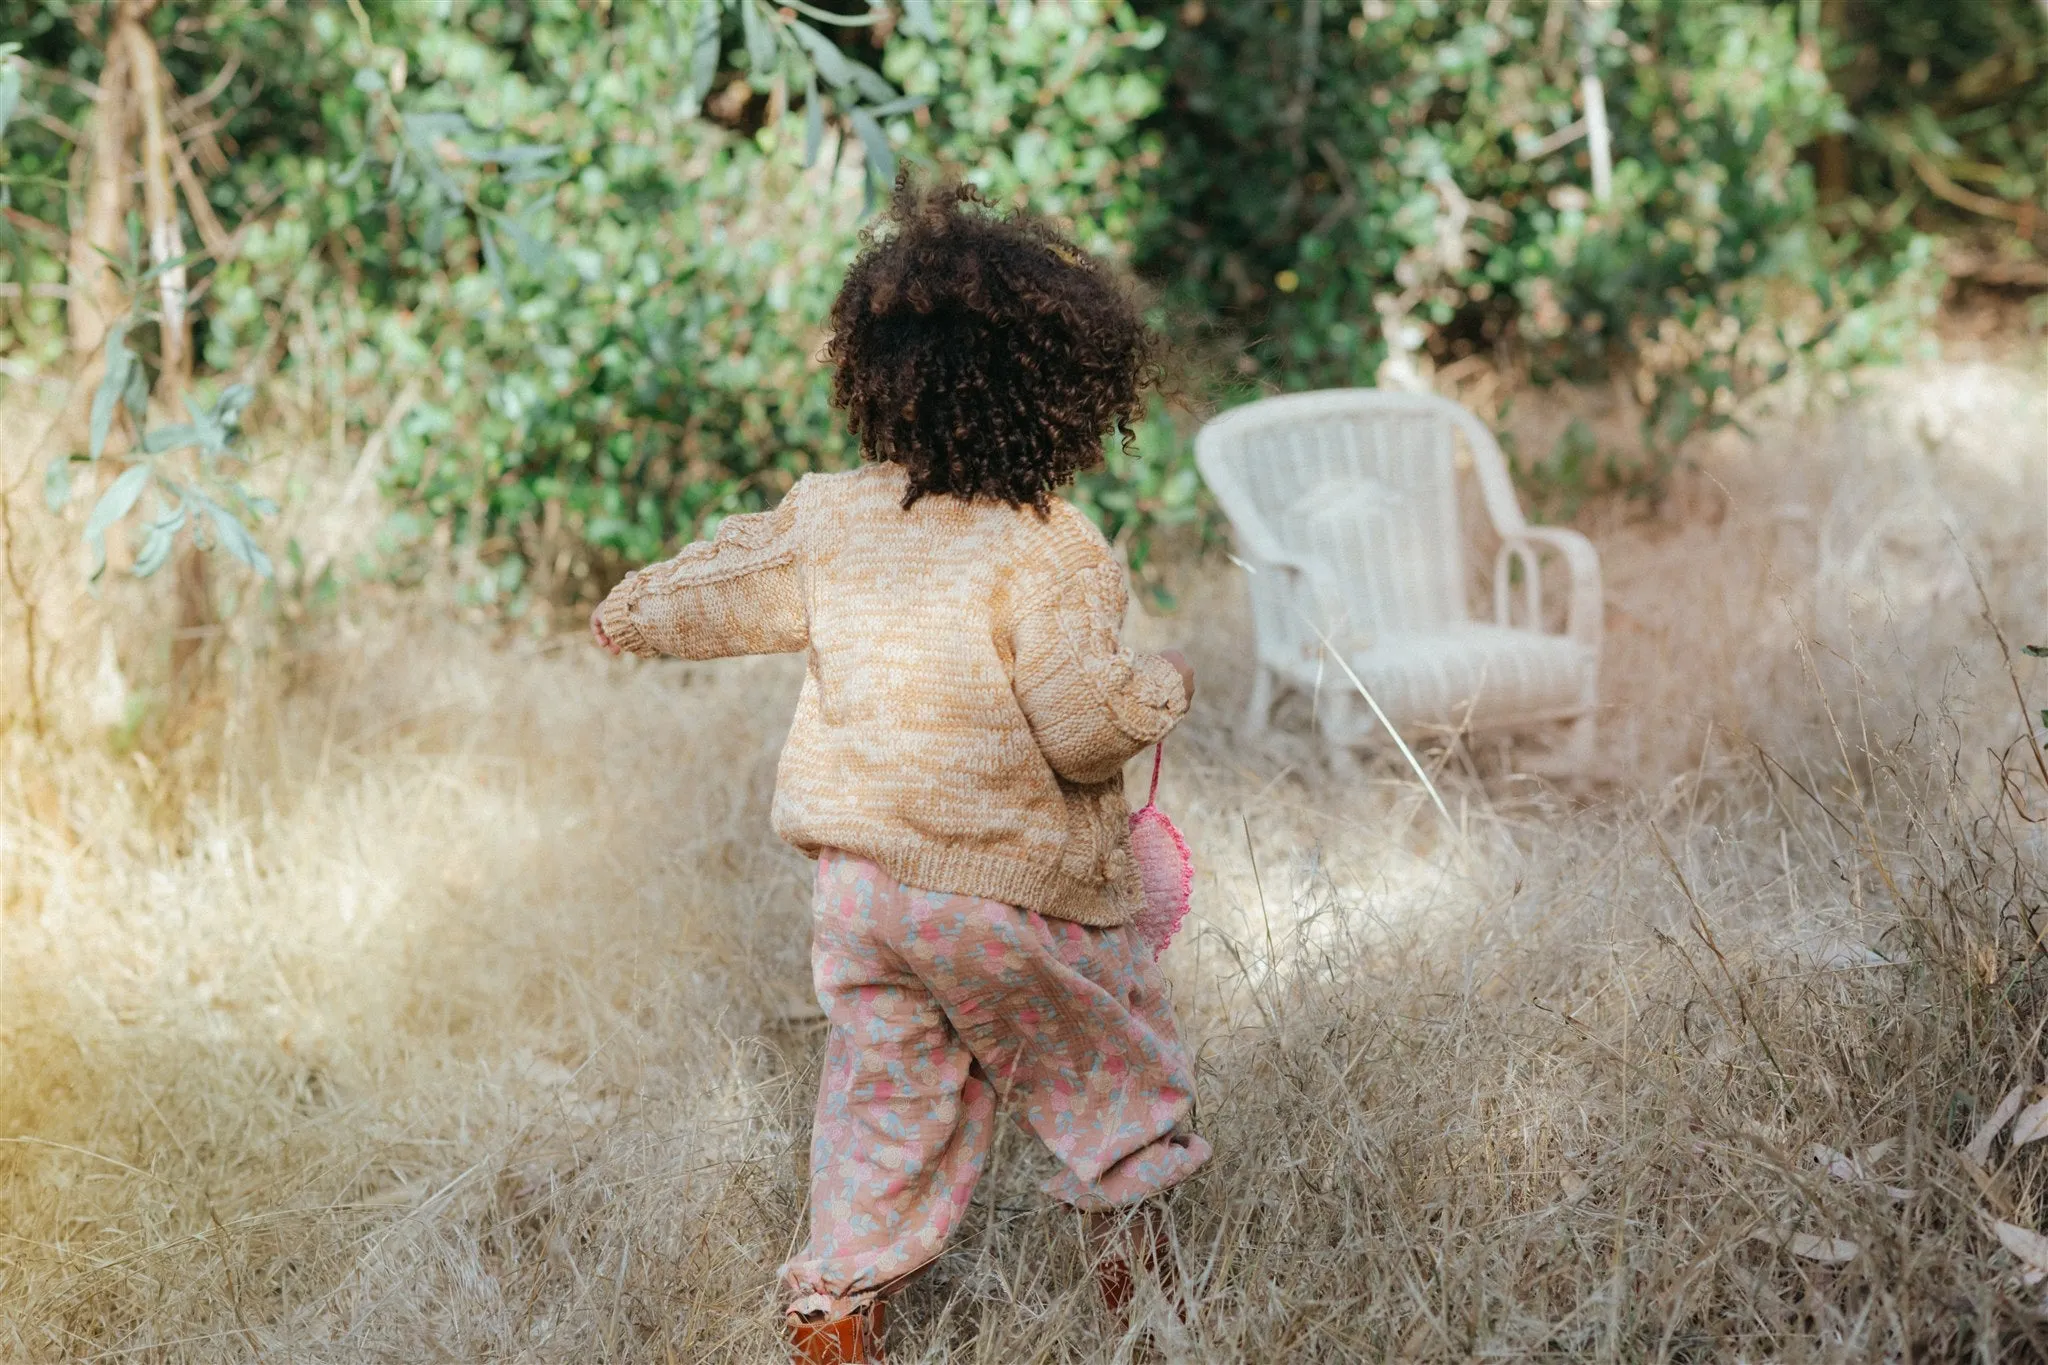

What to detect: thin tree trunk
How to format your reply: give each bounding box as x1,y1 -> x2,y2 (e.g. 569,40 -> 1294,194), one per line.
1815,0 -> 1850,203
1575,0 -> 1613,207
67,30 -> 131,362
122,14 -> 189,394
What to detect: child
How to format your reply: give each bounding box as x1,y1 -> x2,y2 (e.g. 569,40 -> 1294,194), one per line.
591,179 -> 1208,1363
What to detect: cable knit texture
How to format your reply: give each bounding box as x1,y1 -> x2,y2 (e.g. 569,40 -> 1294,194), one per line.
598,462 -> 1188,926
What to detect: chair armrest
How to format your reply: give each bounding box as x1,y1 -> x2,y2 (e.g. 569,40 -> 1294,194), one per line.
1495,526 -> 1602,647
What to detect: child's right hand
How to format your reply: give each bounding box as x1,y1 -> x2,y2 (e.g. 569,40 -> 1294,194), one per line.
1158,649 -> 1196,706
591,604 -> 623,657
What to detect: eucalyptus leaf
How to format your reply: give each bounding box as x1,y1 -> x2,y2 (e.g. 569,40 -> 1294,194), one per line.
803,74 -> 823,168
214,384 -> 255,429
43,454 -> 70,513
201,498 -> 274,579
901,0 -> 941,41
688,0 -> 722,110
132,520 -> 177,578
862,94 -> 926,120
474,145 -> 563,166
84,463 -> 151,580
352,66 -> 386,93
500,163 -> 563,186
741,0 -> 778,76
479,219 -> 510,305
849,108 -> 895,188
88,324 -> 133,462
333,149 -> 370,187
138,249 -> 200,284
0,59 -> 21,138
400,113 -> 467,201
142,423 -> 200,454
121,355 -> 149,427
787,23 -> 895,105
503,212 -> 554,273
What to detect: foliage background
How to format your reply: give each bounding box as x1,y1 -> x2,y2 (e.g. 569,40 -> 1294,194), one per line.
1,0 -> 2044,609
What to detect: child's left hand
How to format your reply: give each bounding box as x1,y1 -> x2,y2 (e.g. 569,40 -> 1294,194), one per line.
590,604 -> 622,657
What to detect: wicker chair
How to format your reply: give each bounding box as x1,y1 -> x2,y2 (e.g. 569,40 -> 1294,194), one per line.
1194,389 -> 1602,770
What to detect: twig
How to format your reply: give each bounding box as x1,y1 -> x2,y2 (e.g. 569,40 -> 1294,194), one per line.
1650,825 -> 1793,1103
1908,150 -> 2035,226
3,206 -> 69,253
1230,556 -> 1458,837
1751,740 -> 1858,839
0,472 -> 46,736
168,51 -> 240,122
1517,117 -> 1587,161
1283,0 -> 1323,171
1967,557 -> 2048,794
1573,0 -> 1613,205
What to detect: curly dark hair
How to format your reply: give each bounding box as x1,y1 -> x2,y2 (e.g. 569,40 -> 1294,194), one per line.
823,176 -> 1157,511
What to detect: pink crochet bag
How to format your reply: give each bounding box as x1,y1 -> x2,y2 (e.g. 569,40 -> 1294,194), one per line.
1129,744 -> 1193,959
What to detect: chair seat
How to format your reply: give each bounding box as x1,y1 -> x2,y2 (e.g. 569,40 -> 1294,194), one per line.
1286,625 -> 1593,734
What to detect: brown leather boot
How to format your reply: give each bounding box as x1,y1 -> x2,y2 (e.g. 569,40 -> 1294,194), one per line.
1086,1205 -> 1183,1324
787,1299 -> 887,1364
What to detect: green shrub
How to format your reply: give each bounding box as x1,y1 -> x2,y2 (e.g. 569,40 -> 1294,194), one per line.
1138,0 -> 1953,495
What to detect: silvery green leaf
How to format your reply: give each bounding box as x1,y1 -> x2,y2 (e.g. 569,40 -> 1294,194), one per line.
474,145 -> 562,166
352,66 -> 386,93
503,212 -> 553,272
422,206 -> 447,257
402,111 -> 472,140
501,163 -> 563,186
849,108 -> 895,187
201,498 -> 273,579
215,384 -> 255,428
803,74 -> 823,167
132,517 -> 177,578
142,423 -> 200,454
184,393 -> 230,455
400,114 -> 466,201
84,463 -> 151,580
43,454 -> 70,512
862,93 -> 926,119
333,149 -> 369,187
688,0 -> 722,109
479,219 -> 510,305
902,0 -> 941,40
741,0 -> 777,75
788,23 -> 894,104
786,20 -> 853,89
121,353 -> 149,425
0,60 -> 21,138
88,324 -> 132,461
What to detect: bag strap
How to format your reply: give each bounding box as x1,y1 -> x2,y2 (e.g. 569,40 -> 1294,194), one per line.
1147,742 -> 1164,807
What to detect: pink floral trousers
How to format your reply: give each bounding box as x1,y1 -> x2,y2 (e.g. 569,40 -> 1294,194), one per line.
780,850 -> 1211,1317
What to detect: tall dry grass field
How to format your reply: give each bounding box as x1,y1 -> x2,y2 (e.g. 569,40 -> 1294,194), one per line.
2,339 -> 2045,1362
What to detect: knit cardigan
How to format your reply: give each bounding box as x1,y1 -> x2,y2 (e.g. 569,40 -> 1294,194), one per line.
597,462 -> 1189,927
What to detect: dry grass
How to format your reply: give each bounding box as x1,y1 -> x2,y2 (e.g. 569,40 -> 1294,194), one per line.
2,338 -> 2046,1362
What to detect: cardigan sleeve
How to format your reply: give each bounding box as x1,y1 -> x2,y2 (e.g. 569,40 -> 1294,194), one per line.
596,480 -> 808,660
1010,543 -> 1189,787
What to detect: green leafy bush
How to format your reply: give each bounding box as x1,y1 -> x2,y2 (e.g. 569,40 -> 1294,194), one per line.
6,0 -> 2041,610
1139,0 -> 1955,495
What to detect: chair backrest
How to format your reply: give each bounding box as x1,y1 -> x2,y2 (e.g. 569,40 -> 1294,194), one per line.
1197,390 -> 1519,645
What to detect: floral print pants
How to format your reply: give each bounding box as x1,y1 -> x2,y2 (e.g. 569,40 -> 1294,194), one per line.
780,850 -> 1211,1318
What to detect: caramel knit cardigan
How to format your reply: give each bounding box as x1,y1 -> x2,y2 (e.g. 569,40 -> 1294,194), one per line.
597,462 -> 1189,927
